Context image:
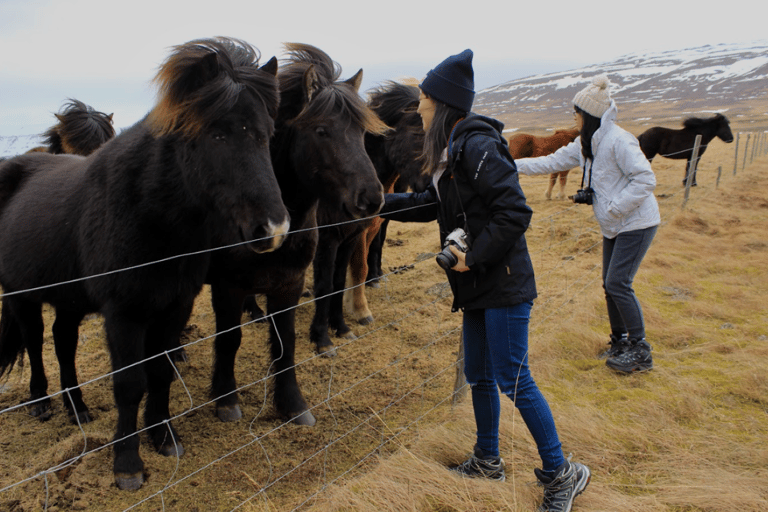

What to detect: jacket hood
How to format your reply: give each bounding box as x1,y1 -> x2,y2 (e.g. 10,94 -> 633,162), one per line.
449,113 -> 505,154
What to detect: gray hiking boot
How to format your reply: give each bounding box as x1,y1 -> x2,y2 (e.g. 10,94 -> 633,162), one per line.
535,458 -> 591,512
606,338 -> 653,373
449,445 -> 506,482
598,333 -> 629,359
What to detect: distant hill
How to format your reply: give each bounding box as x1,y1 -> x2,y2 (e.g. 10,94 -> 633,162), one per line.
474,41 -> 768,135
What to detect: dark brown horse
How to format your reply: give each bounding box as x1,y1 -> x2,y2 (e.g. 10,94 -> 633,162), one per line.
637,113 -> 733,186
0,38 -> 289,490
205,43 -> 387,427
30,99 -> 115,155
508,128 -> 579,199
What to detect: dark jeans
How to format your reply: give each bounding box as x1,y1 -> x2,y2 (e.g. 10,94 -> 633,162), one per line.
602,225 -> 657,341
463,301 -> 564,472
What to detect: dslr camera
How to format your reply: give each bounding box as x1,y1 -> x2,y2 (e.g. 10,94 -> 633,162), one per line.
435,228 -> 471,270
572,187 -> 594,205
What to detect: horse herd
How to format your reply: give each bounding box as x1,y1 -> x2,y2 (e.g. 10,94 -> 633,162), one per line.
0,37 -> 734,491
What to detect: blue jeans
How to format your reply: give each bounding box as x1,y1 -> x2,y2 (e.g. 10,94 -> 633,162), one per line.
463,301 -> 564,472
602,226 -> 657,340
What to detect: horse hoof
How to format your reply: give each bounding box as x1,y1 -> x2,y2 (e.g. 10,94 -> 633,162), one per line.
356,315 -> 374,326
216,404 -> 242,423
29,403 -> 52,422
338,330 -> 356,340
316,344 -> 337,358
366,281 -> 380,289
115,472 -> 144,491
68,410 -> 93,425
292,410 -> 316,426
158,441 -> 185,457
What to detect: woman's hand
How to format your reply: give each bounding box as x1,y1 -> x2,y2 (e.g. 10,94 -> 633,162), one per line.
448,245 -> 469,272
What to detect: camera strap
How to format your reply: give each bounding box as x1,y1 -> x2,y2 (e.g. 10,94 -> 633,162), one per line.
580,159 -> 594,189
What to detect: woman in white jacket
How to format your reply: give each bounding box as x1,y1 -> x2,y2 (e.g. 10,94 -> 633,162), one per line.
516,74 -> 660,373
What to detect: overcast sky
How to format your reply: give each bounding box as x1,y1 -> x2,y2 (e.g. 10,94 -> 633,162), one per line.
2,0 -> 766,136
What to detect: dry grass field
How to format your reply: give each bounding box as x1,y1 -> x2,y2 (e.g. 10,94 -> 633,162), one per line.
1,104 -> 767,511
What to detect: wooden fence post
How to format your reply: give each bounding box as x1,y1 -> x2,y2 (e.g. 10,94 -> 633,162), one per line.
682,134 -> 701,209
716,166 -> 722,189
733,133 -> 740,176
742,133 -> 751,171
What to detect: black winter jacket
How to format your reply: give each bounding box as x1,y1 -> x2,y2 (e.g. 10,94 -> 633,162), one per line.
381,113 -> 537,311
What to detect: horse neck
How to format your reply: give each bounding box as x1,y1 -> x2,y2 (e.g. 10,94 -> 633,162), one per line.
271,129 -> 320,222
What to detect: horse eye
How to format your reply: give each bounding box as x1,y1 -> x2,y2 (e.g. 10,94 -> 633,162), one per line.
315,127 -> 328,137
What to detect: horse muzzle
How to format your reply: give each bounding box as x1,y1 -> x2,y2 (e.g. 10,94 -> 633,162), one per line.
244,215 -> 291,254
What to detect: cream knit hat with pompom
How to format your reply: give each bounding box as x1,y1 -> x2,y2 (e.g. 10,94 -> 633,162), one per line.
573,74 -> 612,118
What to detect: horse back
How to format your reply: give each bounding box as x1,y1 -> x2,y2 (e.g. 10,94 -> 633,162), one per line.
507,134 -> 534,159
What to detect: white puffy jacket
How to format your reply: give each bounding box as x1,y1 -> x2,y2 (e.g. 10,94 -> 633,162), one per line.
515,101 -> 660,239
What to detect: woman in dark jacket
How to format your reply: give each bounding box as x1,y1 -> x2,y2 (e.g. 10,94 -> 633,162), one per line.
381,50 -> 589,512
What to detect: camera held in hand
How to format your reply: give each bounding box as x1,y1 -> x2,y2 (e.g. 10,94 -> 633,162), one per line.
435,228 -> 471,270
572,187 -> 594,205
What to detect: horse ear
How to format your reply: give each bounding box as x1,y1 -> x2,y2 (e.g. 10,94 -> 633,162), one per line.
345,69 -> 363,93
260,56 -> 278,77
107,113 -> 114,123
197,51 -> 221,84
303,64 -> 321,103
55,114 -> 65,123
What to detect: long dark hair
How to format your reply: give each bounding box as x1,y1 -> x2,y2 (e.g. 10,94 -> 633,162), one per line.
421,94 -> 466,174
575,105 -> 601,161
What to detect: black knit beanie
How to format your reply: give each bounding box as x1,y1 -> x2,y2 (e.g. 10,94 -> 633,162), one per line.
419,49 -> 475,113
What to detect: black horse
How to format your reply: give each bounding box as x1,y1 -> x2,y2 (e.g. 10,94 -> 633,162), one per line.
637,113 -> 734,186
318,80 -> 428,334
308,79 -> 428,352
205,43 -> 387,427
0,38 -> 289,491
31,99 -> 116,155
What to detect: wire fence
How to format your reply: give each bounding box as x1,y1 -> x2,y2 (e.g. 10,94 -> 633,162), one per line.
0,132 -> 766,510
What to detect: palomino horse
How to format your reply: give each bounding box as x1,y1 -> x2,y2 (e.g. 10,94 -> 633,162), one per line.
637,113 -> 733,186
28,99 -> 115,155
508,128 -> 579,199
205,43 -> 387,428
0,38 -> 289,491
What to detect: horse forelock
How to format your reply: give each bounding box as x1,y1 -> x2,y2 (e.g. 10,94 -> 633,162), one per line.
43,99 -> 115,155
147,37 -> 278,138
368,81 -> 420,127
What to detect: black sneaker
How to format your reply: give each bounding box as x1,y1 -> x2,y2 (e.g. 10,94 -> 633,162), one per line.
449,445 -> 506,482
598,333 -> 629,359
606,338 -> 653,373
535,458 -> 591,512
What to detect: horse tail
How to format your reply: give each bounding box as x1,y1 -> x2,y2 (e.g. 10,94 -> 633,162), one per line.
0,299 -> 26,378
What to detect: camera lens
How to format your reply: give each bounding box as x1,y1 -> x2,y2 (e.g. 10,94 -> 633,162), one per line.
435,248 -> 457,270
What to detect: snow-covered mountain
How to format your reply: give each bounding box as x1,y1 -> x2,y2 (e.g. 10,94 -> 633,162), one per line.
475,41 -> 768,131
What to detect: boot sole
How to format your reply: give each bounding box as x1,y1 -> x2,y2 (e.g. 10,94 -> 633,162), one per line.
606,361 -> 653,373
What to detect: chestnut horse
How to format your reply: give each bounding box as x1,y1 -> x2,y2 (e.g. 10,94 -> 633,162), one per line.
508,128 -> 579,199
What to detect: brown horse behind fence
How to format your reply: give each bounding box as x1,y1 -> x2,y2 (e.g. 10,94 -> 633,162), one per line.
508,128 -> 579,199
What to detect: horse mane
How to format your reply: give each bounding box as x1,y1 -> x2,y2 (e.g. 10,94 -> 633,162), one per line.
366,80 -> 420,128
278,43 -> 389,136
147,37 -> 280,138
43,99 -> 115,155
682,113 -> 728,129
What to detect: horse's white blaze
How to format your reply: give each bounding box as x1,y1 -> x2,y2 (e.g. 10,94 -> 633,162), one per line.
266,216 -> 291,251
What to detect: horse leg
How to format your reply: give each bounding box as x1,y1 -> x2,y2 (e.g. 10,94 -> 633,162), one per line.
210,283 -> 248,422
12,299 -> 51,420
346,229 -> 375,325
103,309 -> 149,490
268,285 -> 315,426
558,170 -> 569,200
143,301 -> 191,457
329,237 -> 358,339
309,241 -> 339,356
52,309 -> 92,424
366,219 -> 389,287
545,173 -> 556,200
